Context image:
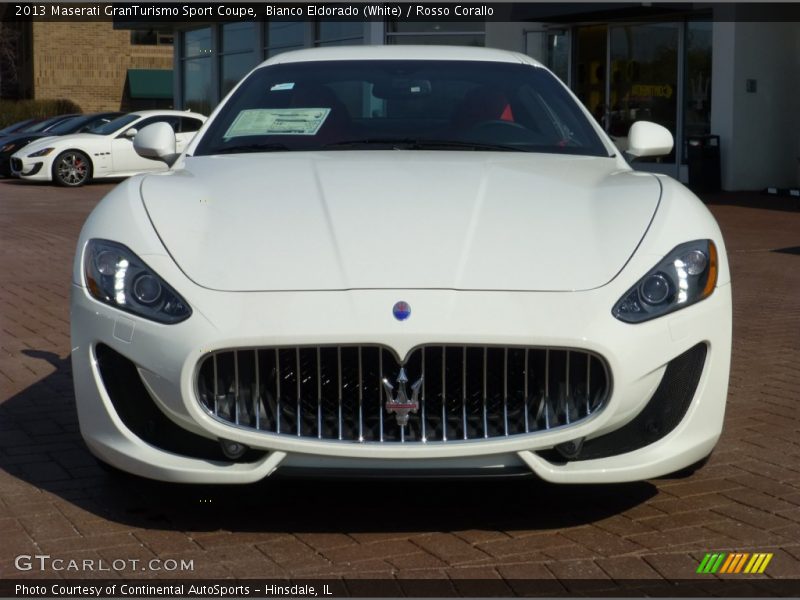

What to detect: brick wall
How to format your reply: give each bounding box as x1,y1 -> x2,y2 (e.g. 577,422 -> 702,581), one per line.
32,22 -> 173,112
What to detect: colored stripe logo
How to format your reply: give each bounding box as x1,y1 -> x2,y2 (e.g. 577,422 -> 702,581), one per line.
697,552 -> 773,574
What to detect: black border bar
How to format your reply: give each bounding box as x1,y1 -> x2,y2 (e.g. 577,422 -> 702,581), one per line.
3,578 -> 800,598
3,2 -> 800,23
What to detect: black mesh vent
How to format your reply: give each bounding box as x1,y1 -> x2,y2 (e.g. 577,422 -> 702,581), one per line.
95,344 -> 264,462
553,343 -> 708,462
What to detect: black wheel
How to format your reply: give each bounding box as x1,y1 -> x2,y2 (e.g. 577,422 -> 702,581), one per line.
53,150 -> 92,187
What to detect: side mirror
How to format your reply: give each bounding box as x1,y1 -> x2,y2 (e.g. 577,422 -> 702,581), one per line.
133,122 -> 178,166
625,121 -> 673,159
123,127 -> 138,139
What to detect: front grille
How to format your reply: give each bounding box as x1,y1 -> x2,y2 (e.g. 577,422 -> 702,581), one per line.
10,157 -> 22,172
196,345 -> 609,443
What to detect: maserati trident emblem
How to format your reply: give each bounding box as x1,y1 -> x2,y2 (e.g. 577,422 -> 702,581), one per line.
392,301 -> 411,321
382,368 -> 423,427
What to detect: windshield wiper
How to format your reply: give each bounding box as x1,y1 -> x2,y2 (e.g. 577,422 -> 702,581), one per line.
215,142 -> 291,154
323,138 -> 522,152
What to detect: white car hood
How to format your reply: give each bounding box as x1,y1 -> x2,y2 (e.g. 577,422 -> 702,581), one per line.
141,152 -> 660,292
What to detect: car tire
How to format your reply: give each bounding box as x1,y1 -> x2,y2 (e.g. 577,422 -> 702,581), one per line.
52,150 -> 92,187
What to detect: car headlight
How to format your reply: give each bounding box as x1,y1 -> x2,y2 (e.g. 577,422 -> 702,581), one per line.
1,142 -> 18,153
27,147 -> 54,157
83,239 -> 192,324
613,240 -> 718,323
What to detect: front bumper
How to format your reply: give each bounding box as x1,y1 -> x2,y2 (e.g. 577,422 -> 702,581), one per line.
71,277 -> 732,484
10,155 -> 48,180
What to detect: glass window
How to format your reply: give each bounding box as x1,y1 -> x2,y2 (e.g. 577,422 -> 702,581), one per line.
131,30 -> 173,46
180,117 -> 205,133
221,54 -> 257,95
574,25 -> 607,126
387,34 -> 484,47
184,57 -> 212,115
220,22 -> 258,96
194,60 -> 609,158
136,116 -> 180,131
222,22 -> 255,54
684,21 -> 712,161
609,23 -> 679,162
388,21 -> 484,33
265,21 -> 305,57
386,20 -> 485,46
183,28 -> 212,58
182,28 -> 213,114
90,114 -> 140,135
315,22 -> 363,46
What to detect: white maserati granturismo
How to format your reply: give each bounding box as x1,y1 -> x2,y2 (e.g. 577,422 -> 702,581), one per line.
70,46 -> 731,483
10,110 -> 206,186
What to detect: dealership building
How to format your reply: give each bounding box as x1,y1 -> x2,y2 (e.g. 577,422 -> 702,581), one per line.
152,4 -> 797,192
4,3 -> 796,191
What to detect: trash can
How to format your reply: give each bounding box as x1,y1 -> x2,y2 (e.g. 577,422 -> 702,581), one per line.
687,135 -> 721,193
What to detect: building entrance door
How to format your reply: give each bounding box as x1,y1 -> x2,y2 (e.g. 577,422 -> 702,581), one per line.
574,23 -> 681,179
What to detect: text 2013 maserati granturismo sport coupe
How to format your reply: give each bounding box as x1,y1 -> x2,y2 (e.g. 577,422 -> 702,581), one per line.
70,46 -> 731,483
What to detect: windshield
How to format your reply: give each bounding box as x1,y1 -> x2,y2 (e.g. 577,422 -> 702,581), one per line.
47,114 -> 111,135
39,115 -> 84,135
89,114 -> 139,135
0,118 -> 36,135
194,60 -> 610,157
24,115 -> 76,133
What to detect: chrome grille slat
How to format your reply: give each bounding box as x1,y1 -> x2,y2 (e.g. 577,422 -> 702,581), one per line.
503,347 -> 509,437
316,348 -> 322,439
336,347 -> 342,440
213,354 -> 219,416
461,346 -> 467,441
523,348 -> 529,434
441,346 -> 447,442
295,348 -> 301,436
254,350 -> 260,431
357,346 -> 364,442
275,348 -> 281,434
234,350 -> 239,426
565,350 -> 571,425
544,349 -> 551,429
420,347 -> 426,443
378,350 -> 384,442
586,357 -> 592,414
197,344 -> 610,444
482,346 -> 488,439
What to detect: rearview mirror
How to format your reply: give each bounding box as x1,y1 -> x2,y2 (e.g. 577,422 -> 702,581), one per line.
123,127 -> 138,139
372,79 -> 432,100
133,122 -> 178,166
625,121 -> 674,159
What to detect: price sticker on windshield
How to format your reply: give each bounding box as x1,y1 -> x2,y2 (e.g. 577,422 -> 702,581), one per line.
224,108 -> 331,138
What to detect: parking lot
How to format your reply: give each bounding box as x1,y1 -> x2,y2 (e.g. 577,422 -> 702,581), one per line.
0,178 -> 799,592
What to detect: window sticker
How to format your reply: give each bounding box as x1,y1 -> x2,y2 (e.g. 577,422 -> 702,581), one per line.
270,82 -> 295,91
224,108 -> 331,137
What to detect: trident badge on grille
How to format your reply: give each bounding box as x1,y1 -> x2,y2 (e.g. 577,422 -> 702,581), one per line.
382,368 -> 423,427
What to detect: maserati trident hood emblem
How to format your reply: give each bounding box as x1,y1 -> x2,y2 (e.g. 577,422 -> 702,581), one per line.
382,367 -> 423,427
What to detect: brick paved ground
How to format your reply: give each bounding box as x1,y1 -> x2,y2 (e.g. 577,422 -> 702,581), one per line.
1,178 -> 799,591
